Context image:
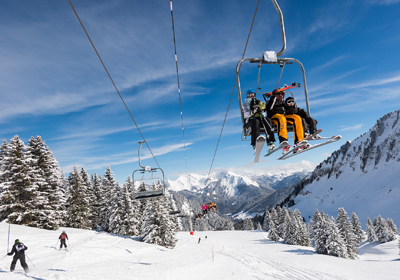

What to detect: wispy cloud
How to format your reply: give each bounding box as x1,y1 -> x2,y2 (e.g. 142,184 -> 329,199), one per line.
339,124 -> 364,131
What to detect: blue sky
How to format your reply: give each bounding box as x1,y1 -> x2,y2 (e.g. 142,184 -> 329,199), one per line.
1,0 -> 400,183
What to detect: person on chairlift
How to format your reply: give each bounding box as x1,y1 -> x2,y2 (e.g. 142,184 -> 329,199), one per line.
266,89 -> 307,154
243,89 -> 276,152
285,97 -> 321,140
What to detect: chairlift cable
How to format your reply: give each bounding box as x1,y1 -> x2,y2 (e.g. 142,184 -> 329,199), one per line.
169,0 -> 188,173
205,0 -> 261,182
67,0 -> 162,170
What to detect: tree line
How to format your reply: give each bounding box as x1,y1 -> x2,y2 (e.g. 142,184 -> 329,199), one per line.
262,206 -> 398,259
0,135 -> 178,248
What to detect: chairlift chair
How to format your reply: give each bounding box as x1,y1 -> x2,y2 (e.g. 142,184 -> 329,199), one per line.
237,0 -> 311,141
132,141 -> 165,200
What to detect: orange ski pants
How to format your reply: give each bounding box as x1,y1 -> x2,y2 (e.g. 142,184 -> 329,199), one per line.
271,113 -> 304,144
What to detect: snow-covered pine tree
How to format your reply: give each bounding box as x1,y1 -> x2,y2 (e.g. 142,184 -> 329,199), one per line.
90,172 -> 102,228
79,168 -> 95,229
351,212 -> 364,246
65,166 -> 91,229
277,206 -> 288,238
326,217 -> 348,258
121,176 -> 141,236
224,219 -> 235,230
366,217 -> 378,242
139,182 -> 178,248
243,218 -> 254,231
256,222 -> 262,230
268,219 -> 280,241
293,209 -> 311,247
373,215 -> 395,243
99,166 -> 119,232
311,210 -> 330,254
386,218 -> 398,235
0,136 -> 45,226
336,208 -> 358,259
284,210 -> 297,245
27,136 -> 66,229
263,209 -> 270,232
270,207 -> 279,232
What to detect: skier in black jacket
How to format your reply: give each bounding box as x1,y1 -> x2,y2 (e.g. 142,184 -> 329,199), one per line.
285,97 -> 320,139
7,239 -> 29,273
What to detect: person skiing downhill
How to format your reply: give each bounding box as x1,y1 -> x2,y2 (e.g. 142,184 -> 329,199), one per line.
7,239 -> 29,273
59,230 -> 69,250
243,89 -> 276,152
266,89 -> 307,154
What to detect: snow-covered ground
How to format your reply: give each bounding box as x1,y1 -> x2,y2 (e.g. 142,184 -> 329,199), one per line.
1,223 -> 399,279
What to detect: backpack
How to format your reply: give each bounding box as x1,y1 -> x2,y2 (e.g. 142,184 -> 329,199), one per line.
60,233 -> 67,240
15,243 -> 25,252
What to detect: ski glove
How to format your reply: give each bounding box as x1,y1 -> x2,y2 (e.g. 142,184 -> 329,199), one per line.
7,252 -> 12,256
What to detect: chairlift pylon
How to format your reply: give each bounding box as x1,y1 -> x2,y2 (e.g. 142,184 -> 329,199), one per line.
132,141 -> 165,200
237,0 -> 311,141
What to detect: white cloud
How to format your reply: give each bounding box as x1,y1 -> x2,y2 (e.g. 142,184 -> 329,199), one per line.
339,124 -> 364,131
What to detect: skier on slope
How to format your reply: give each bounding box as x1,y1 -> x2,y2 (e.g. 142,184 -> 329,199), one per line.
59,230 -> 69,250
7,239 -> 29,273
243,89 -> 276,152
285,97 -> 321,140
266,89 -> 307,154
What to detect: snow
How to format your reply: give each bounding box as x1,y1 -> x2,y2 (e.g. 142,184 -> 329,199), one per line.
1,222 -> 399,279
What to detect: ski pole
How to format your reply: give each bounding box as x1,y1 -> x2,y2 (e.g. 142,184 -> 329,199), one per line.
7,223 -> 10,254
0,254 -> 8,261
25,253 -> 35,267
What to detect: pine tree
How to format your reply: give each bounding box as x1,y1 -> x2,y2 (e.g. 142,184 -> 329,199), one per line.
268,219 -> 280,242
263,209 -> 270,232
0,136 -> 44,226
337,208 -> 358,259
91,172 -> 102,228
223,219 -> 235,230
293,209 -> 311,247
27,136 -> 66,229
326,217 -> 348,258
65,166 -> 91,229
243,218 -> 254,231
311,210 -> 330,255
374,215 -> 395,243
351,212 -> 364,246
277,206 -> 288,238
366,217 -> 377,242
139,182 -> 178,248
99,166 -> 119,232
386,218 -> 398,235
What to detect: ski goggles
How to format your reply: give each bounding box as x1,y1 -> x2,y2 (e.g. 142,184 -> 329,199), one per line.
246,92 -> 255,98
286,100 -> 295,105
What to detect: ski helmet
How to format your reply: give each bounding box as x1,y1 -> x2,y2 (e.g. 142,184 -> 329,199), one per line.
285,96 -> 296,106
246,89 -> 256,98
15,239 -> 20,244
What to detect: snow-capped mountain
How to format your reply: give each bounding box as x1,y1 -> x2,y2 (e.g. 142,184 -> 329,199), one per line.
167,166 -> 312,216
278,109 -> 400,226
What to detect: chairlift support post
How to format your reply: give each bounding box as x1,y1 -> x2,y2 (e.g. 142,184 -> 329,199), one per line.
132,141 -> 165,200
237,0 -> 310,139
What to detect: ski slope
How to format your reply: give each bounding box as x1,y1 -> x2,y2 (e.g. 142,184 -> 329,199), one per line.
0,222 -> 399,279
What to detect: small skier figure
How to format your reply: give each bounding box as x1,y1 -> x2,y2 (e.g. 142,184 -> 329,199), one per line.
59,230 -> 69,250
208,201 -> 216,213
8,239 -> 29,273
198,237 -> 201,244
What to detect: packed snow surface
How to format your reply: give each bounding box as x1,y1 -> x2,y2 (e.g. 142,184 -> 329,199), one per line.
1,223 -> 399,279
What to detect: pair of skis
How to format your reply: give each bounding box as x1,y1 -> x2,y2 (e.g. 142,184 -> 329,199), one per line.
277,134 -> 342,160
253,129 -> 341,162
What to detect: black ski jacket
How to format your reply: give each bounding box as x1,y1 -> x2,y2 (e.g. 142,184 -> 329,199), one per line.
8,243 -> 28,256
266,95 -> 286,118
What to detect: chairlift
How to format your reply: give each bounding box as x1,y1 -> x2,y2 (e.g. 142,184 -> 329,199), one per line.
237,0 -> 311,141
132,141 -> 165,200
